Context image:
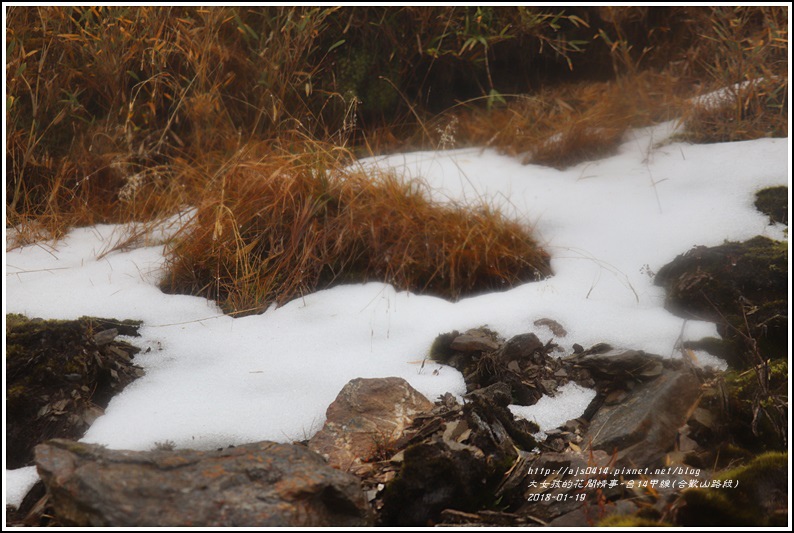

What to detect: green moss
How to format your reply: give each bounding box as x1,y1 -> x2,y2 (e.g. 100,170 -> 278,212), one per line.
754,186 -> 788,225
716,451 -> 787,483
679,487 -> 758,526
678,452 -> 788,526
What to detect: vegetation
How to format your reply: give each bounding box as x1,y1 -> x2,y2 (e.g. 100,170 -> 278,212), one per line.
6,6 -> 788,314
677,452 -> 788,526
159,147 -> 550,315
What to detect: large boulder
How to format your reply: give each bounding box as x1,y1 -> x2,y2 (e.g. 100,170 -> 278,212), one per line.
584,369 -> 702,467
308,377 -> 434,471
35,439 -> 373,527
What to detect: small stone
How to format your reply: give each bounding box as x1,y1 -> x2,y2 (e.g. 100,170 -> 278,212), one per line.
92,328 -> 119,346
689,407 -> 715,431
677,429 -> 700,453
562,419 -> 585,433
604,389 -> 628,405
497,333 -> 543,363
450,334 -> 500,353
639,361 -> 664,378
533,318 -> 568,337
107,345 -> 131,361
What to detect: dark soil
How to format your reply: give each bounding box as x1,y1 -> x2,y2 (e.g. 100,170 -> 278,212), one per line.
754,186 -> 788,226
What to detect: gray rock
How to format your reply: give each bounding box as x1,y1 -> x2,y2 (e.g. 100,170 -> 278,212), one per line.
569,349 -> 666,382
35,439 -> 373,527
308,377 -> 433,471
496,333 -> 544,363
450,329 -> 501,352
584,369 -> 702,467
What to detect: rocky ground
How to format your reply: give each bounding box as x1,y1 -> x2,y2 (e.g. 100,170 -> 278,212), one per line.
5,187 -> 788,527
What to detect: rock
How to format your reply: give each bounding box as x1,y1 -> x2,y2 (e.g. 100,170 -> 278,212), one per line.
533,318 -> 568,337
379,441 -> 489,526
6,315 -> 143,469
584,369 -> 702,467
604,389 -> 628,405
495,333 -> 544,363
92,328 -> 118,346
35,439 -> 373,527
308,377 -> 433,471
449,328 -> 501,352
655,236 -> 787,368
376,382 -> 540,526
514,450 -> 614,522
567,349 -> 666,384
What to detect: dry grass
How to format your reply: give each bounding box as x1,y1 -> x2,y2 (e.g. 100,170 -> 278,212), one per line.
419,7 -> 787,167
5,7 -> 788,312
160,144 -> 551,316
678,7 -> 788,143
433,71 -> 692,169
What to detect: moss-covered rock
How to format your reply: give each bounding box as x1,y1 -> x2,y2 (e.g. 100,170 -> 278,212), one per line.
754,186 -> 788,226
676,452 -> 788,526
654,236 -> 787,369
6,314 -> 143,468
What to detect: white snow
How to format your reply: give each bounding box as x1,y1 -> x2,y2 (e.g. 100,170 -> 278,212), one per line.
509,382 -> 598,434
5,466 -> 39,509
3,120 -> 789,507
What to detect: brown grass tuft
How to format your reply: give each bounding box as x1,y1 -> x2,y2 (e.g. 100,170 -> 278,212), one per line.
160,145 -> 551,316
435,71 -> 692,169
